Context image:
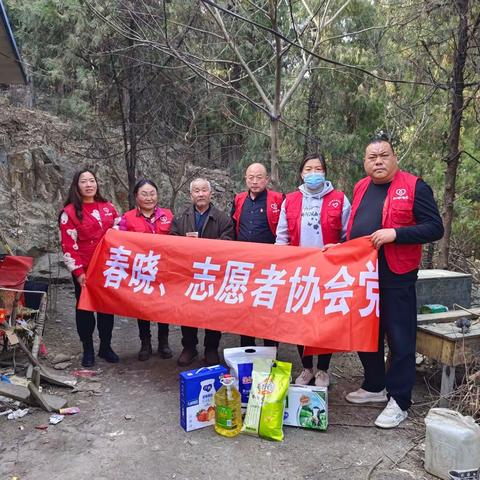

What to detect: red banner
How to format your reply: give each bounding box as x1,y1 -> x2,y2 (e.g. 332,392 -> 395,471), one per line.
79,230 -> 379,352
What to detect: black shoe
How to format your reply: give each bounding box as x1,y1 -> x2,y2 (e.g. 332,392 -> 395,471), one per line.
177,348 -> 198,367
81,339 -> 95,367
204,349 -> 220,366
98,345 -> 119,363
138,338 -> 152,361
158,336 -> 172,359
82,350 -> 95,367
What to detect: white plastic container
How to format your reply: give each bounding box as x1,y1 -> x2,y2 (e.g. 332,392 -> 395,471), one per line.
223,346 -> 277,410
425,408 -> 480,480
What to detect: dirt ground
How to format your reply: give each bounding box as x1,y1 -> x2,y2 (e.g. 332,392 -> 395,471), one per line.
0,284 -> 442,480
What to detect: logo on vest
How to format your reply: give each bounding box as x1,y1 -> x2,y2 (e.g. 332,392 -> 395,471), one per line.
393,188 -> 409,201
328,200 -> 341,209
160,216 -> 170,224
270,203 -> 279,213
103,207 -> 113,216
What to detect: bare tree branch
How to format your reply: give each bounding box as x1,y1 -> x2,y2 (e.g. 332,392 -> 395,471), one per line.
202,2 -> 274,111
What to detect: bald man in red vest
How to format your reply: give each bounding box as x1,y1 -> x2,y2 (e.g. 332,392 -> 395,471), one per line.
231,163 -> 284,347
344,134 -> 443,428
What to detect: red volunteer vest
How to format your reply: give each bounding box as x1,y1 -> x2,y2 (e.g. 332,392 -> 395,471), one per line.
233,189 -> 283,236
346,170 -> 421,274
284,190 -> 345,247
122,208 -> 173,235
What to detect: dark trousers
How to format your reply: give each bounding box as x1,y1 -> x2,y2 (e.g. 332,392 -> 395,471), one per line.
358,285 -> 417,411
297,346 -> 332,370
73,275 -> 114,346
137,320 -> 169,340
240,335 -> 278,348
181,327 -> 221,351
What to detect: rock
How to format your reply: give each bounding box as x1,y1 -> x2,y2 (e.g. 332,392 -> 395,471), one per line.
53,362 -> 71,370
0,104 -> 237,263
51,353 -> 72,364
72,382 -> 102,394
8,150 -> 34,195
31,253 -> 71,283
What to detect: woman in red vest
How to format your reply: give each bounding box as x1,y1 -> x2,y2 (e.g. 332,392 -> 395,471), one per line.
276,153 -> 351,387
59,169 -> 120,367
118,179 -> 174,361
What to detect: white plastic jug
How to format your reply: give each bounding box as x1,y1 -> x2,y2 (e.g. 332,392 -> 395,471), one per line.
425,408 -> 480,480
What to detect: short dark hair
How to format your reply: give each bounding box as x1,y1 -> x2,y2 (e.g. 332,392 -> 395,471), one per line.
367,132 -> 395,154
133,178 -> 158,196
299,152 -> 327,177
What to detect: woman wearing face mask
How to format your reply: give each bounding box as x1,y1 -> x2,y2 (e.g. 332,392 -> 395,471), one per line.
59,169 -> 120,367
117,179 -> 174,361
275,153 -> 351,387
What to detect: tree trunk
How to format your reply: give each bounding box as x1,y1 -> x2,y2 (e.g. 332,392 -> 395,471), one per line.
303,68 -> 320,158
269,0 -> 281,189
26,70 -> 34,109
425,243 -> 435,269
270,117 -> 280,187
439,0 -> 469,269
221,66 -> 244,170
169,189 -> 178,211
110,55 -> 131,208
126,12 -> 138,209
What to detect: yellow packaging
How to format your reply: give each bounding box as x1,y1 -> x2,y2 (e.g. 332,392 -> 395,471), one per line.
241,358 -> 292,441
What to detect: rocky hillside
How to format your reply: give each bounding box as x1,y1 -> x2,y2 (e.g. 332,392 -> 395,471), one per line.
0,98 -> 236,280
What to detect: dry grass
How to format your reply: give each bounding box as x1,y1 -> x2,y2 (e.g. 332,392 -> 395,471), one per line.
449,355 -> 480,420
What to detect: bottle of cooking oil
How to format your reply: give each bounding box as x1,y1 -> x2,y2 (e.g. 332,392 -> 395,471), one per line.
214,374 -> 242,437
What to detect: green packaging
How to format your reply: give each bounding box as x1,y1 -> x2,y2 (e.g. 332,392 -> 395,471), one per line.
420,304 -> 448,314
241,358 -> 292,441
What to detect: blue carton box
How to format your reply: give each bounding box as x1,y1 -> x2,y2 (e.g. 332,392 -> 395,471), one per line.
179,365 -> 227,432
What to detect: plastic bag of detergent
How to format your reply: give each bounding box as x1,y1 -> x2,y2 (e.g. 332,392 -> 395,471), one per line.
224,346 -> 277,410
241,358 -> 292,441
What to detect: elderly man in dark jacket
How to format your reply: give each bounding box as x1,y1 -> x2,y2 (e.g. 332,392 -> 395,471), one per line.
171,177 -> 234,366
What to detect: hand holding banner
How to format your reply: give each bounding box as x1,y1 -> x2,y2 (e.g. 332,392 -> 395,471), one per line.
79,230 -> 379,352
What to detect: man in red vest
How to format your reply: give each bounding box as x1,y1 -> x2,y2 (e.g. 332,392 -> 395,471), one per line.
231,163 -> 283,347
344,134 -> 443,428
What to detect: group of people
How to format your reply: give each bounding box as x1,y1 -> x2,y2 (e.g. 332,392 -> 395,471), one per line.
59,134 -> 444,429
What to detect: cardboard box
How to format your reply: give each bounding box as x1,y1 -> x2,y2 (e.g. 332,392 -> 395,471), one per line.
179,365 -> 227,432
283,384 -> 328,430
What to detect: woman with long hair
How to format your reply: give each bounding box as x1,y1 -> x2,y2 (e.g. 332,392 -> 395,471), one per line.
275,153 -> 351,388
59,169 -> 120,367
117,178 -> 174,361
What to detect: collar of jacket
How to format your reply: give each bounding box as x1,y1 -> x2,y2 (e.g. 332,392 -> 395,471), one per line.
135,205 -> 163,220
188,203 -> 217,217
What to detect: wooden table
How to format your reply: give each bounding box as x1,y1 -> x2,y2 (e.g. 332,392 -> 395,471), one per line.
416,307 -> 480,407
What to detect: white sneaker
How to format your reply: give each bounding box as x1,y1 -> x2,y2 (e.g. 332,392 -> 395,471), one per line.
374,397 -> 408,428
314,370 -> 330,387
295,368 -> 314,385
345,388 -> 388,404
